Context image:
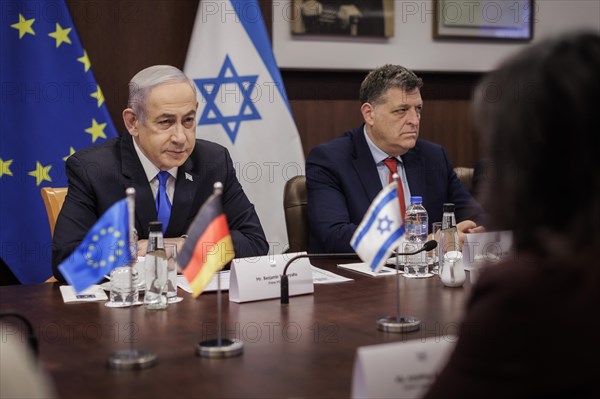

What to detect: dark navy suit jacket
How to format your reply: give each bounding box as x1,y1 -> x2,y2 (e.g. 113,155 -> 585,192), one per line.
306,126 -> 486,253
52,134 -> 268,281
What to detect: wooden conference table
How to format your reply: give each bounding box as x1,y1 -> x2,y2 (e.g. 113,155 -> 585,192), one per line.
0,259 -> 473,398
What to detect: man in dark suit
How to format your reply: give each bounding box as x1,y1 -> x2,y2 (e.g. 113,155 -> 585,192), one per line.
52,65 -> 268,281
306,64 -> 485,253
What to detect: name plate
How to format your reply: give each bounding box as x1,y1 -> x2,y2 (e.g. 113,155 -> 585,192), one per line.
463,230 -> 513,270
352,338 -> 456,399
229,252 -> 314,303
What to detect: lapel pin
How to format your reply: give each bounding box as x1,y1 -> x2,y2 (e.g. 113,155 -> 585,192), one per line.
185,172 -> 193,182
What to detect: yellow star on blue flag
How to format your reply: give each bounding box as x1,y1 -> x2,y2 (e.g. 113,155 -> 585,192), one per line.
1,0 -> 118,283
58,199 -> 130,293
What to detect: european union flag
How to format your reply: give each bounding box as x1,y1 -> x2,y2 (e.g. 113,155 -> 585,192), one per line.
58,199 -> 130,293
0,0 -> 118,283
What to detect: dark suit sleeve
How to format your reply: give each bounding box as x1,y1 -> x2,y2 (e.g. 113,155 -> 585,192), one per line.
306,145 -> 356,253
219,149 -> 269,258
51,154 -> 100,281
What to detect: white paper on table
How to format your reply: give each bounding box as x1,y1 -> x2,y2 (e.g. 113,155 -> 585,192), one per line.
311,266 -> 354,284
337,262 -> 397,277
176,271 -> 230,294
59,285 -> 108,303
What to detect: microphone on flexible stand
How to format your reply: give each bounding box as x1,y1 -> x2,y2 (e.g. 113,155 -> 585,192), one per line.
280,253 -> 358,304
281,240 -> 437,305
389,239 -> 437,259
378,240 -> 437,333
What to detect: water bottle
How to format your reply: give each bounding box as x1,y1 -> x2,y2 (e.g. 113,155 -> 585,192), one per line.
441,203 -> 456,229
404,196 -> 429,277
438,203 -> 466,287
144,221 -> 168,310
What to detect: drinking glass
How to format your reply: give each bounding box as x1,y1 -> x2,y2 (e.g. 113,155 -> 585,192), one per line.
164,243 -> 183,304
109,266 -> 139,306
431,222 -> 442,274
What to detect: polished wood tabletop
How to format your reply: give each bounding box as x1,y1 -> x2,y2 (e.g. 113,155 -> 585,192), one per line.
0,259 -> 473,398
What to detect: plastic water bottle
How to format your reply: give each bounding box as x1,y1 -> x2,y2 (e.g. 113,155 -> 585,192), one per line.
404,196 -> 429,277
144,221 -> 168,310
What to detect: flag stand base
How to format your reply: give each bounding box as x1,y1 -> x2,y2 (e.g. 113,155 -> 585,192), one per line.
376,316 -> 421,333
107,349 -> 157,370
196,338 -> 244,358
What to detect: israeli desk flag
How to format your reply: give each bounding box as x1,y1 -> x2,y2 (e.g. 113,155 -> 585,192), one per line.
184,0 -> 305,254
0,0 -> 118,283
351,182 -> 405,272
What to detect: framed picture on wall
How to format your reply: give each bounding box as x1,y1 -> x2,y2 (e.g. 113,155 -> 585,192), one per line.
434,0 -> 534,41
291,0 -> 394,38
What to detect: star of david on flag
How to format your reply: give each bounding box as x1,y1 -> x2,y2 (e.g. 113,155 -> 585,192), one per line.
195,55 -> 261,144
0,0 -> 118,283
184,0 -> 305,254
351,182 -> 405,272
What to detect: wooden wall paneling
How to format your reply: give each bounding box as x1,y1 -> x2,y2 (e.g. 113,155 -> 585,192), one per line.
66,0 -> 483,166
290,100 -> 363,156
68,0 -> 199,133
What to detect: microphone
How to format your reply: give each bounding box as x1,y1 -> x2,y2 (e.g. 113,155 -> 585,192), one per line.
281,253 -> 357,305
402,239 -> 437,255
281,240 -> 437,304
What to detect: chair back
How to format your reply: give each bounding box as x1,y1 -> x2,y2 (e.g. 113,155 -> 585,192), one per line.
40,187 -> 68,237
283,176 -> 308,253
453,167 -> 474,194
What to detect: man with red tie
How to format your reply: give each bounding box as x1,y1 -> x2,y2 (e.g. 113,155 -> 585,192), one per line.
306,64 -> 485,254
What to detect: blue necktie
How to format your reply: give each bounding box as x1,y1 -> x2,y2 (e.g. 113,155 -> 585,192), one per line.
156,171 -> 171,234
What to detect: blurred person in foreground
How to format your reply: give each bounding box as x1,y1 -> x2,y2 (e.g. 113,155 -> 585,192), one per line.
424,31 -> 600,398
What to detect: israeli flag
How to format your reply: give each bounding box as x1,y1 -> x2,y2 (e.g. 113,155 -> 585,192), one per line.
184,0 -> 305,254
351,183 -> 405,272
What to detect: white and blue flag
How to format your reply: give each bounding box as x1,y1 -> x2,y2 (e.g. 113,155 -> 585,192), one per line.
184,0 -> 305,254
351,182 -> 405,272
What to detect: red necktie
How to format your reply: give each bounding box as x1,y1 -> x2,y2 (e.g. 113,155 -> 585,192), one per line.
383,157 -> 406,219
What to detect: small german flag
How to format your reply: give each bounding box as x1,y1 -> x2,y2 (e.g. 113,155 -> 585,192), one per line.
178,186 -> 235,297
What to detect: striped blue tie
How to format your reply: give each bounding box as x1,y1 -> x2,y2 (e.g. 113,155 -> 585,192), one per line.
156,171 -> 171,234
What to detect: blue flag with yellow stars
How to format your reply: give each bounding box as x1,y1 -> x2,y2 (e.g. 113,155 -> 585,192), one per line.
0,0 -> 118,283
58,199 -> 130,293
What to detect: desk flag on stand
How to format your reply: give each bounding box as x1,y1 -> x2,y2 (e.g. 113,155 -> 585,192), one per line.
184,0 -> 305,254
58,199 -> 130,293
0,0 -> 118,283
351,182 -> 405,272
178,184 -> 235,297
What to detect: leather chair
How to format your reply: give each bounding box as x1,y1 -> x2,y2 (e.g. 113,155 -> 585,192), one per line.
283,168 -> 474,253
283,175 -> 308,253
40,187 -> 67,284
40,187 -> 68,237
453,167 -> 474,194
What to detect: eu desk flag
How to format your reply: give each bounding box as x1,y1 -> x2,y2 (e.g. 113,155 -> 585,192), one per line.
178,188 -> 235,297
58,199 -> 130,293
0,0 -> 118,283
184,0 -> 305,254
351,182 -> 405,272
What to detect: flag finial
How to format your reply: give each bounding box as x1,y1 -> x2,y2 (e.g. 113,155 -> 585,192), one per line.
213,182 -> 223,196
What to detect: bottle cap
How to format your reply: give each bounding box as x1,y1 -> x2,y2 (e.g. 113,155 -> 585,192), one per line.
148,221 -> 162,232
443,203 -> 455,213
410,196 -> 422,203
